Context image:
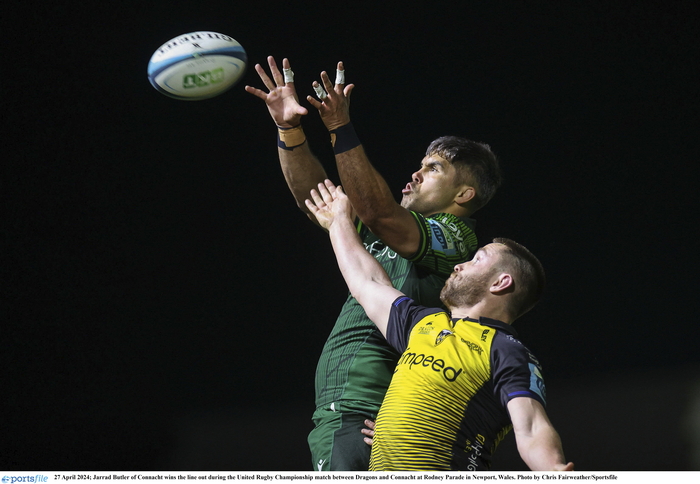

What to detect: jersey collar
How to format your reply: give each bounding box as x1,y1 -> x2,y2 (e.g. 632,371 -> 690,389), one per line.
455,316 -> 520,339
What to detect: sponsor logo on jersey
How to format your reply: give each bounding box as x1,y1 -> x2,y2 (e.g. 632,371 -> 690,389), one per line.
436,216 -> 469,255
460,338 -> 484,355
529,363 -> 547,403
397,348 -> 463,382
364,240 -> 398,260
480,329 -> 490,342
527,351 -> 541,367
505,334 -> 522,345
428,219 -> 456,253
465,433 -> 487,471
429,219 -> 450,250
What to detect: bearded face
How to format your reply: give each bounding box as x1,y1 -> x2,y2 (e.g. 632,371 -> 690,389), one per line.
439,268 -> 494,310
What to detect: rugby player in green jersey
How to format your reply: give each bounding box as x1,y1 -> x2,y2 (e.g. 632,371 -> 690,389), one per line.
246,57 -> 502,470
306,181 -> 574,471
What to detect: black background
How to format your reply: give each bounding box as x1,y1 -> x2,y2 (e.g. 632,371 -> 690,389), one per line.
4,0 -> 700,471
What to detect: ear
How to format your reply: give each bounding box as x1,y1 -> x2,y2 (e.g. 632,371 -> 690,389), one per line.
454,185 -> 476,205
490,273 -> 514,295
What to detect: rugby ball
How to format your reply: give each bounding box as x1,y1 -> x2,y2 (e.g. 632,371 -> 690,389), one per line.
148,31 -> 247,100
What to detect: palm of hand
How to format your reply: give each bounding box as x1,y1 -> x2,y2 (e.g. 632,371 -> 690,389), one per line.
267,87 -> 304,127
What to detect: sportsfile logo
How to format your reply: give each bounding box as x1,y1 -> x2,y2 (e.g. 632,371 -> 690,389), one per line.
2,476 -> 49,484
183,68 -> 225,89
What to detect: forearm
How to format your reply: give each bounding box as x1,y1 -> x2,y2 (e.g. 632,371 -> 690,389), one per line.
331,122 -> 397,224
328,216 -> 391,293
516,425 -> 568,471
509,398 -> 571,471
278,135 -> 328,215
335,145 -> 397,223
333,130 -> 420,257
327,214 -> 397,335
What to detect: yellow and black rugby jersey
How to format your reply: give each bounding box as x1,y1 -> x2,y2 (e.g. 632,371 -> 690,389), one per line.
314,212 -> 477,414
369,296 -> 546,471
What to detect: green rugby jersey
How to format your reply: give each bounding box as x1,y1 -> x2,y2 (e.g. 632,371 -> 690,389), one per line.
369,296 -> 547,471
314,211 -> 477,414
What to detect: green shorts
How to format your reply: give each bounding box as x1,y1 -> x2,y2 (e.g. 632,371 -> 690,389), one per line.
308,405 -> 377,471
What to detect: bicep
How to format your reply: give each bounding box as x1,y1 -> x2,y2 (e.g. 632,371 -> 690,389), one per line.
363,206 -> 422,258
508,397 -> 552,438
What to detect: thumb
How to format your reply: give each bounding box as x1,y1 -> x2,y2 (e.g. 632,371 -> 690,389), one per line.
344,84 -> 355,100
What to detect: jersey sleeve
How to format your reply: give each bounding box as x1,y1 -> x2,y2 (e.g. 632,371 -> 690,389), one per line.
385,296 -> 442,353
406,211 -> 478,275
490,333 -> 547,409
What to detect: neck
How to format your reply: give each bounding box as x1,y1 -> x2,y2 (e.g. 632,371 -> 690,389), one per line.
425,204 -> 471,219
449,301 -> 513,325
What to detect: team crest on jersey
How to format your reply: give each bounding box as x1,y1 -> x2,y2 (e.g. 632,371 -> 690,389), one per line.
435,329 -> 454,346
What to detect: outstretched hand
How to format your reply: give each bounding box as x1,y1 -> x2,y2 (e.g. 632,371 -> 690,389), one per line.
307,61 -> 355,131
305,180 -> 351,231
245,56 -> 308,128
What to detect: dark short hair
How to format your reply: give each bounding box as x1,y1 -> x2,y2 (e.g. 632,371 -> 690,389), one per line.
426,136 -> 502,212
492,237 -> 546,320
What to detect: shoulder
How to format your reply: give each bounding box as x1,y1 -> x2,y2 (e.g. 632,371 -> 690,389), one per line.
387,296 -> 447,352
421,212 -> 476,237
490,330 -> 547,406
408,212 -> 478,261
491,330 -> 539,364
390,296 -> 444,324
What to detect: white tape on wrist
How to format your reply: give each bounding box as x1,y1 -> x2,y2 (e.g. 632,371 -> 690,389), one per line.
313,84 -> 328,100
335,69 -> 345,85
283,68 -> 295,84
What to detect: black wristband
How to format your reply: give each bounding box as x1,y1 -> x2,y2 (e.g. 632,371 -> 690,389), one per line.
330,122 -> 361,155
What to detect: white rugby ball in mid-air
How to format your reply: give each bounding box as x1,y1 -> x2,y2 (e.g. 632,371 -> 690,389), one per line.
148,31 -> 247,100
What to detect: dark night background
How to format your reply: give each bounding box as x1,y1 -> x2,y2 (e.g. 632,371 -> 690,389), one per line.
3,0 -> 700,472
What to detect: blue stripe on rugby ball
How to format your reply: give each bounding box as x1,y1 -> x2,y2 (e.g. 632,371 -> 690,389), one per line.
147,46 -> 247,80
147,45 -> 247,75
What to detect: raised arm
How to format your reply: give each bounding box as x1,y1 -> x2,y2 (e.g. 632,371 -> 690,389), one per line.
507,397 -> 574,471
305,181 -> 403,336
306,64 -> 422,257
245,56 -> 329,223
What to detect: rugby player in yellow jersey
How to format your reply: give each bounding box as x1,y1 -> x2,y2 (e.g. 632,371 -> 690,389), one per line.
306,180 -> 574,471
